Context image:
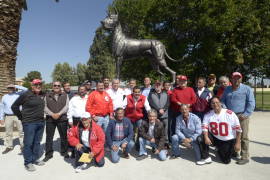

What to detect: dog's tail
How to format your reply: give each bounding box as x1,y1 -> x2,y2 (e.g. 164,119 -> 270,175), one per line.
164,48 -> 182,62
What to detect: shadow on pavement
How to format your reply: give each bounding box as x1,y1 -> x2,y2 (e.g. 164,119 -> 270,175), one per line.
251,156 -> 270,164
250,140 -> 270,147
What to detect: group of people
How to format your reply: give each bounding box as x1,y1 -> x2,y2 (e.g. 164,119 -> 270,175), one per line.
0,71 -> 255,172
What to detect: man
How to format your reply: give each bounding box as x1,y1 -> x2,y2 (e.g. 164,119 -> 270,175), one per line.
216,76 -> 230,98
221,72 -> 255,165
11,79 -> 45,171
106,108 -> 134,163
148,80 -> 170,144
207,74 -> 219,95
171,104 -> 202,164
43,81 -> 69,162
124,86 -> 151,128
86,81 -> 114,132
193,77 -> 212,121
198,96 -> 242,164
103,77 -> 111,91
83,80 -> 92,94
63,82 -> 75,99
141,77 -> 152,97
107,79 -> 126,110
137,110 -> 167,161
163,81 -> 172,96
0,84 -> 27,154
67,85 -> 88,127
124,78 -> 136,96
170,75 -> 197,135
68,112 -> 105,173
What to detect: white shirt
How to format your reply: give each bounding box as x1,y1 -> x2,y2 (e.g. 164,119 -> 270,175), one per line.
107,88 -> 126,110
67,95 -> 88,123
81,130 -> 89,147
202,108 -> 242,141
124,88 -> 132,96
197,87 -> 205,97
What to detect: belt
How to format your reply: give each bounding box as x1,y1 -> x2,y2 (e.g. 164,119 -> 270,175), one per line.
72,117 -> 81,120
5,114 -> 15,116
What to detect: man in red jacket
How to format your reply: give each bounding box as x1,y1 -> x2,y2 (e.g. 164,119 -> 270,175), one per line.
170,75 -> 197,135
86,81 -> 114,132
68,112 -> 105,173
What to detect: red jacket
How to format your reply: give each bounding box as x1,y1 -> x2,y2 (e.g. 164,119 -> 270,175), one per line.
67,121 -> 105,163
170,87 -> 197,112
125,94 -> 146,123
86,90 -> 113,116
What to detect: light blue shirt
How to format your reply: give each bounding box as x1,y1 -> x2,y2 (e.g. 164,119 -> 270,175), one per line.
141,86 -> 152,97
221,83 -> 255,117
0,85 -> 28,120
175,113 -> 202,141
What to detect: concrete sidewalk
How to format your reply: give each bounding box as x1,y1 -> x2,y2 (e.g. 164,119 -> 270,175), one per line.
0,112 -> 269,180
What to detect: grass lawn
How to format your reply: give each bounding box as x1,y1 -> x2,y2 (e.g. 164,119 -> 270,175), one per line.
255,91 -> 270,111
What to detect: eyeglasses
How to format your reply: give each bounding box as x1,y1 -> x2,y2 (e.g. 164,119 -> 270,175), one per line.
53,85 -> 61,87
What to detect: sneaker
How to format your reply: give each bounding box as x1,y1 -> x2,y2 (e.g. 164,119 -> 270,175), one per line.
25,163 -> 36,172
136,154 -> 148,161
236,159 -> 249,165
196,157 -> 212,165
75,163 -> 87,173
34,160 -> 45,166
42,156 -> 53,162
2,147 -> 13,154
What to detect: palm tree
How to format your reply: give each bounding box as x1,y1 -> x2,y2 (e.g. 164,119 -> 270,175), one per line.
0,0 -> 58,97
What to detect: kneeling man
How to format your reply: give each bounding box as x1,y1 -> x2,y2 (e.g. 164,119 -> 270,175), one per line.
68,112 -> 105,173
106,108 -> 135,163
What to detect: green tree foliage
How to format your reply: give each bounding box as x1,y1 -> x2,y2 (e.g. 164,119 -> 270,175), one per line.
86,27 -> 116,81
90,0 -> 270,83
76,63 -> 88,84
51,62 -> 78,85
23,71 -> 42,89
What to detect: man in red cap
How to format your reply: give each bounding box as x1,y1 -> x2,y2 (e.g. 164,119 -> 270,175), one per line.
221,72 -> 255,165
12,79 -> 46,171
170,75 -> 197,135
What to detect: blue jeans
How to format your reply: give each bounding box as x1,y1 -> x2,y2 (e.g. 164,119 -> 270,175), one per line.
138,137 -> 167,161
171,134 -> 201,161
22,121 -> 45,166
96,115 -> 109,132
111,139 -> 135,163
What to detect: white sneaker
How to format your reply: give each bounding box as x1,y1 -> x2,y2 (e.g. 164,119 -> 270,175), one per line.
75,163 -> 87,173
196,157 -> 212,165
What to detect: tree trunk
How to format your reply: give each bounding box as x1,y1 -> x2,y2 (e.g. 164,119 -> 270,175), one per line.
0,0 -> 24,97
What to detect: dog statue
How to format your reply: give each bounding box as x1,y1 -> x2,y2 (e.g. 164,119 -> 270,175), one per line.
101,11 -> 180,82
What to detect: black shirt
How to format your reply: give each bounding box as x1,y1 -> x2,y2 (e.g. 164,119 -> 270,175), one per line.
12,90 -> 45,123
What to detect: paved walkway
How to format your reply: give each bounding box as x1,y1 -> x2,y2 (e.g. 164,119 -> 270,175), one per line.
0,112 -> 269,180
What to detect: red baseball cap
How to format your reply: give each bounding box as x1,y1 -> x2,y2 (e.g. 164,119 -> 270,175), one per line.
232,72 -> 242,78
177,75 -> 187,81
31,79 -> 42,85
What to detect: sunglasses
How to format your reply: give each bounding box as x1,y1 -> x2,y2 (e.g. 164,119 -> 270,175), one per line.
53,85 -> 61,87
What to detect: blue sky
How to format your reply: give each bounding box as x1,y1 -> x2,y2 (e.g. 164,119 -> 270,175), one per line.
17,0 -> 113,82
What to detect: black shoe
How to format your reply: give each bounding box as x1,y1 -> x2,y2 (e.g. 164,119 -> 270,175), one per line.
2,147 -> 13,154
136,154 -> 148,161
170,155 -> 180,160
236,159 -> 249,165
62,153 -> 70,158
43,156 -> 53,162
151,147 -> 156,153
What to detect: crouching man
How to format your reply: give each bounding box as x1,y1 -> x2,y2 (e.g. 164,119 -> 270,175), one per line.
171,104 -> 202,164
68,112 -> 105,173
106,108 -> 135,163
137,109 -> 167,161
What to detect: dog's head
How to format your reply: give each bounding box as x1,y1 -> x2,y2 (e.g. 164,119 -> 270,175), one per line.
101,11 -> 119,30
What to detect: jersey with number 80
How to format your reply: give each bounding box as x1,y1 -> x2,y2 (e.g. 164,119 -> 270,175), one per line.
202,109 -> 242,141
